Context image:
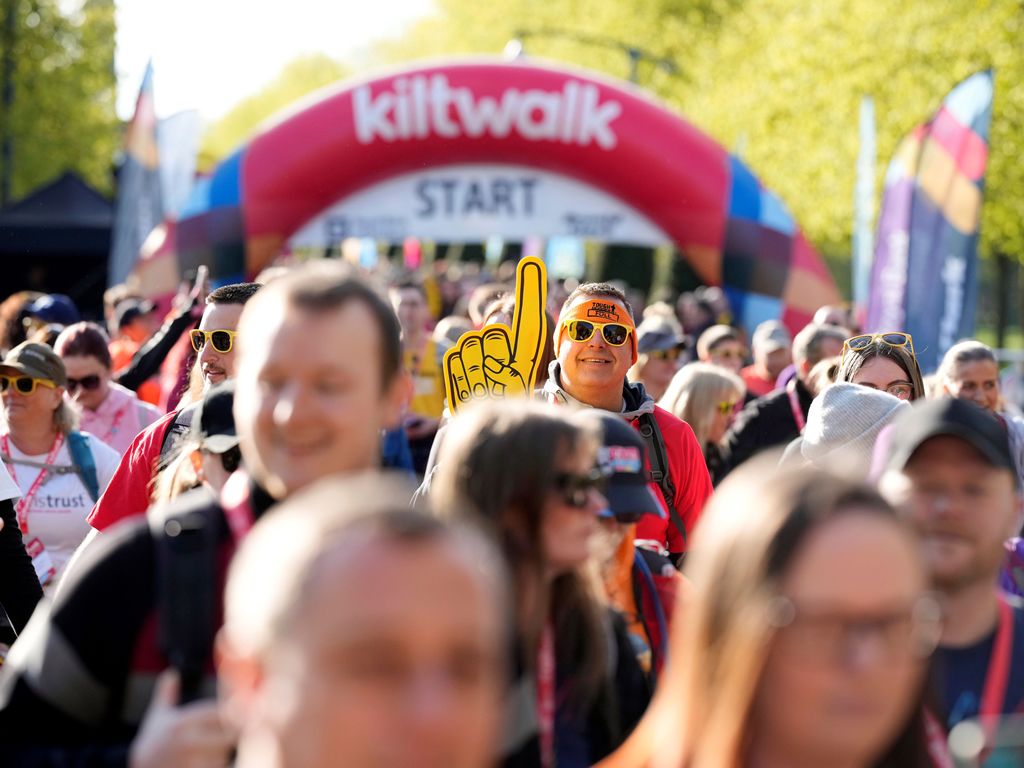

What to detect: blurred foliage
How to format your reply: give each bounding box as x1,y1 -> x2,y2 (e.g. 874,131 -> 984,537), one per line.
198,54 -> 349,170
1,0 -> 118,200
369,0 -> 1022,265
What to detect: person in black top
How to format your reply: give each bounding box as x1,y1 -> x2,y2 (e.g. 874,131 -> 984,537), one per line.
0,467 -> 44,645
0,261 -> 408,767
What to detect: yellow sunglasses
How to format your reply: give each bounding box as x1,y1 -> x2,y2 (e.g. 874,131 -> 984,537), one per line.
189,329 -> 237,354
841,332 -> 914,364
0,376 -> 57,395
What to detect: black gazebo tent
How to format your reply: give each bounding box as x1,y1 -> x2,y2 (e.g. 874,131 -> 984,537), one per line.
0,172 -> 112,315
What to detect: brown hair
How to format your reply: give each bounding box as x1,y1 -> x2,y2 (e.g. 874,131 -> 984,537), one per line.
836,339 -> 926,401
431,399 -> 608,709
54,322 -> 113,369
561,282 -> 634,321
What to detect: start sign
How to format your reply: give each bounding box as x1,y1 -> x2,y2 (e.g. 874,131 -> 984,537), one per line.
287,164 -> 669,246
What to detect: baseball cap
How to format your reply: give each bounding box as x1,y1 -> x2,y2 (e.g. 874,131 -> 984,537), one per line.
752,320 -> 792,353
0,342 -> 67,386
25,294 -> 80,327
591,411 -> 665,523
636,315 -> 688,355
115,299 -> 155,330
696,324 -> 741,360
885,398 -> 1013,474
191,380 -> 238,454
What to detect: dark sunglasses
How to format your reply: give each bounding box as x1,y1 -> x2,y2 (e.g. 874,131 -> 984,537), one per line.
219,446 -> 242,474
553,467 -> 607,508
190,329 -> 237,354
563,320 -> 632,347
649,347 -> 684,362
66,375 -> 102,392
0,376 -> 56,395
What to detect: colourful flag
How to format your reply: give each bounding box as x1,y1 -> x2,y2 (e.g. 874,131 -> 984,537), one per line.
109,61 -> 164,286
866,71 -> 994,372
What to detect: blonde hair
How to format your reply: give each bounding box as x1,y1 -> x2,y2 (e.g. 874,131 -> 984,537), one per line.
53,399 -> 79,436
658,363 -> 744,448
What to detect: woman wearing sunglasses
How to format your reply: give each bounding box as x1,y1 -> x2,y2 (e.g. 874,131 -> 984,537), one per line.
0,342 -> 120,588
601,461 -> 943,768
836,332 -> 926,402
658,363 -> 745,485
53,323 -> 162,456
431,399 -> 650,768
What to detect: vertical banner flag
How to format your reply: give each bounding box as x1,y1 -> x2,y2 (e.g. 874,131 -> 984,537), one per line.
866,71 -> 994,372
852,96 -> 876,309
109,61 -> 164,287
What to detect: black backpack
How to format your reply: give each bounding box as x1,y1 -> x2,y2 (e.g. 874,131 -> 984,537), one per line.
636,412 -> 688,558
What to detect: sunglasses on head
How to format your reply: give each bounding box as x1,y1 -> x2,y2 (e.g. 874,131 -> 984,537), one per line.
841,332 -> 914,364
553,467 -> 607,509
563,320 -> 632,347
66,375 -> 102,392
0,376 -> 57,395
190,329 -> 237,354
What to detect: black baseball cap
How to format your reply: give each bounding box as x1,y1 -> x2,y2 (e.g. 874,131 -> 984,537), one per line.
591,411 -> 665,523
115,299 -> 155,330
885,398 -> 1014,474
191,380 -> 238,454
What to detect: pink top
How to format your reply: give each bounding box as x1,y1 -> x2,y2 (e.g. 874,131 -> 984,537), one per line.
75,382 -> 162,456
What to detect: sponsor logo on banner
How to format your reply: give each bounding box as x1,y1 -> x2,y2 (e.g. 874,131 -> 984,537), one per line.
353,75 -> 623,149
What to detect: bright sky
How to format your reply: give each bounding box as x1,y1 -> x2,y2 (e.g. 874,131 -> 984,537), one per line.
115,0 -> 436,122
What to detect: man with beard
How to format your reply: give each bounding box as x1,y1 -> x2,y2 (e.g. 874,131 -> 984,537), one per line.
880,398 -> 1024,733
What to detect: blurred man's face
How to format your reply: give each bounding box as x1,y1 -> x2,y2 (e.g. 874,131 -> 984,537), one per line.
390,288 -> 429,341
883,436 -> 1019,592
234,300 -> 405,499
761,347 -> 792,380
240,537 -> 505,768
707,339 -> 746,374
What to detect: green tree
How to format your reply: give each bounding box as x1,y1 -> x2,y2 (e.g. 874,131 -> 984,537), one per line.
1,0 -> 118,201
199,53 -> 350,168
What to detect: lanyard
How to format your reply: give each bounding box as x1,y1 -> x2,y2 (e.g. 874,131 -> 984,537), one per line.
1,433 -> 64,534
980,599 -> 1014,724
786,379 -> 806,433
101,402 -> 130,443
220,470 -> 255,544
537,622 -> 556,768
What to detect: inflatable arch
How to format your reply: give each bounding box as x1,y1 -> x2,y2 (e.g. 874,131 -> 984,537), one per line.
147,58 -> 839,332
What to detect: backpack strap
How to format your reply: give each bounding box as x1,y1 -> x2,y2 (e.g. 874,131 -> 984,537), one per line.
158,404 -> 198,472
151,499 -> 220,704
637,412 -> 687,553
66,431 -> 100,503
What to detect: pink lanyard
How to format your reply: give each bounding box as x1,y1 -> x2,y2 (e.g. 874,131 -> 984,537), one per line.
1,433 -> 64,534
786,379 -> 806,433
220,470 -> 255,544
101,402 -> 130,443
537,623 -> 556,768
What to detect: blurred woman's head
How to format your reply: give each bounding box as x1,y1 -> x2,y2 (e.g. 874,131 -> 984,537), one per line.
431,399 -> 608,702
835,333 -> 925,402
54,322 -> 113,412
938,340 -> 1001,413
659,362 -> 745,450
640,461 -> 937,768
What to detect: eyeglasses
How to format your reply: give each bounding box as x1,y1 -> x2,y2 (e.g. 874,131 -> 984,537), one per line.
768,594 -> 942,664
716,399 -> 738,415
563,320 -> 632,347
649,347 -> 684,362
189,329 -> 237,354
552,467 -> 607,508
842,332 -> 914,364
0,376 -> 57,395
66,375 -> 102,392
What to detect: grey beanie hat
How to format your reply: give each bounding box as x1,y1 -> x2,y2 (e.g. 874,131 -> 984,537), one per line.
800,382 -> 910,469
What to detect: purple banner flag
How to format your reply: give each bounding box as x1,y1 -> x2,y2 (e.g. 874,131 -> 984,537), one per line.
866,71 -> 993,372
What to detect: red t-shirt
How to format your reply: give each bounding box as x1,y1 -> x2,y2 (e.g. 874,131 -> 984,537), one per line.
87,410 -> 177,531
631,405 -> 714,555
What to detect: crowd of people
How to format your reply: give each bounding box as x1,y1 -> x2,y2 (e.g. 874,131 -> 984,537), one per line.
0,255 -> 1022,767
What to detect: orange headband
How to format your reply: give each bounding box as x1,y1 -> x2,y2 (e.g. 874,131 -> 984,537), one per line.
557,298 -> 638,364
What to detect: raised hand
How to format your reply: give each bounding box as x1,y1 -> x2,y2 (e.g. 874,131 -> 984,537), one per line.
443,257 -> 547,413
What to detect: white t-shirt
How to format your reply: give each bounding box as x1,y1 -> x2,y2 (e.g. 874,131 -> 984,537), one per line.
2,432 -> 119,581
0,460 -> 18,503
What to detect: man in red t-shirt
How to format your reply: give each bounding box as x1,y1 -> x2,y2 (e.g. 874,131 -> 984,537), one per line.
540,282 -> 712,564
87,283 -> 262,532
